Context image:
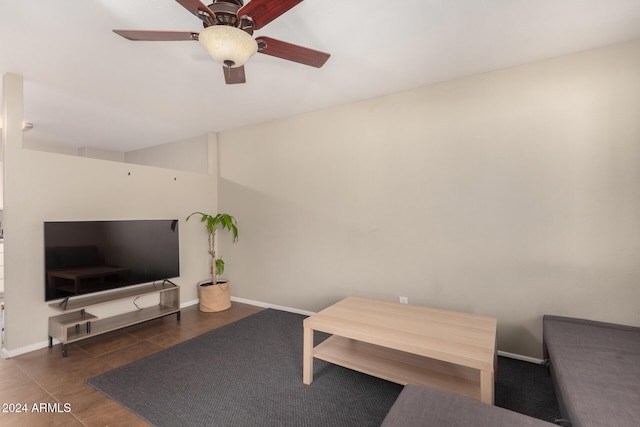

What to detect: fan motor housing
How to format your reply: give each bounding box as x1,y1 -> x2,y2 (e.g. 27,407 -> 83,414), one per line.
206,0 -> 251,31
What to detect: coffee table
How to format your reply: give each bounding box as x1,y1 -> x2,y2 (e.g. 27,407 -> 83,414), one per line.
303,296 -> 498,404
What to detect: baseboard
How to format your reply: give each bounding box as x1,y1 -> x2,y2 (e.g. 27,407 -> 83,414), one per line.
2,339 -> 51,358
231,296 -> 315,317
180,298 -> 199,309
497,350 -> 544,364
232,297 -> 545,364
4,297 -> 543,364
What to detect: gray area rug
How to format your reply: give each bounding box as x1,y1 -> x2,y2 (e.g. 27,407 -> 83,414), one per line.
88,309 -> 560,426
88,309 -> 403,426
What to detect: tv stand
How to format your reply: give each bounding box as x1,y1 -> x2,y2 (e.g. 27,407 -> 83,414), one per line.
58,296 -> 70,310
48,282 -> 180,357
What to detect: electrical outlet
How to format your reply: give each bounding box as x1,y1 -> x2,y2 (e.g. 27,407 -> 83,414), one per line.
399,296 -> 408,304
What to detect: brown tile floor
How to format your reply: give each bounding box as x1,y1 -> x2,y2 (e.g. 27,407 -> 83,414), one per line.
0,302 -> 264,426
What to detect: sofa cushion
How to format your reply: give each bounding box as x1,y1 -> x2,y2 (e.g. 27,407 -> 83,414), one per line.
543,315 -> 640,427
381,384 -> 552,427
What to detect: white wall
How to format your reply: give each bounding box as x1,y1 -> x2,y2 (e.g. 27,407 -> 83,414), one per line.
125,135 -> 212,173
2,74 -> 217,354
78,147 -> 125,162
22,139 -> 79,157
4,40 -> 640,358
23,133 -> 214,173
218,40 -> 640,358
22,140 -> 126,161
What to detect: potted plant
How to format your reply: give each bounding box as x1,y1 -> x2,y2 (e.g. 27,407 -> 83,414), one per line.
186,212 -> 238,312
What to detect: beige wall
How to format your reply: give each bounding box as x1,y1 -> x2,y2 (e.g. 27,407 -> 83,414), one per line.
2,74 -> 217,354
218,40 -> 640,358
125,135 -> 213,173
3,40 -> 640,358
23,134 -> 212,172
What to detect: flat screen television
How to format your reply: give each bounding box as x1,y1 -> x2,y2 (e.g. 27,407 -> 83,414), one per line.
44,219 -> 180,301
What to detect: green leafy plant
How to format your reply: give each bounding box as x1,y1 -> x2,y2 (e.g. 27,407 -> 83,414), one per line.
186,212 -> 238,286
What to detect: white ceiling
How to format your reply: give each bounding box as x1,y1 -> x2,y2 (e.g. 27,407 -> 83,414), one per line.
2,0 -> 640,152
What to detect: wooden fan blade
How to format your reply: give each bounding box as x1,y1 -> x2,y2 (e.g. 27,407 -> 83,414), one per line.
175,0 -> 216,22
224,66 -> 246,84
113,29 -> 198,41
256,36 -> 330,68
238,0 -> 302,30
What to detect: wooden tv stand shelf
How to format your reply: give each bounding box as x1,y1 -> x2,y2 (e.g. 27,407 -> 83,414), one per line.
48,282 -> 180,357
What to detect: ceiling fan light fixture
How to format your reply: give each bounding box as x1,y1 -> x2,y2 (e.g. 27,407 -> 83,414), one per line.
199,25 -> 258,68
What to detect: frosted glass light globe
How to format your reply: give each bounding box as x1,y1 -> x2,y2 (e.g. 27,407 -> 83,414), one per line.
199,26 -> 258,68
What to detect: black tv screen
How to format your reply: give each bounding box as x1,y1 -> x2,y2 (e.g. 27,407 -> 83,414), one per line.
44,220 -> 180,301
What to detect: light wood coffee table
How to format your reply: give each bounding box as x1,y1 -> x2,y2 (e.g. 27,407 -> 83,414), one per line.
303,296 -> 498,404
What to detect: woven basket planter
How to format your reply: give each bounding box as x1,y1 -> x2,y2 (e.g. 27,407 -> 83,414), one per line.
198,280 -> 232,312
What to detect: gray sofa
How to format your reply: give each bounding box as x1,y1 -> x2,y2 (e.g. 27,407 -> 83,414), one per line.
382,315 -> 640,426
543,315 -> 640,427
381,384 -> 552,426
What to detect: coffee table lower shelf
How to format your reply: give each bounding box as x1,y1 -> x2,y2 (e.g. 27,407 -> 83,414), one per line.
313,336 -> 481,401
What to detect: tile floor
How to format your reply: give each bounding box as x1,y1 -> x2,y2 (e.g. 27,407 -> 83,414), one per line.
0,302 -> 264,426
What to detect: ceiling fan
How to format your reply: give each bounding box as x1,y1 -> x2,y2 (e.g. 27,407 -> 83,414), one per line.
113,0 -> 331,84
